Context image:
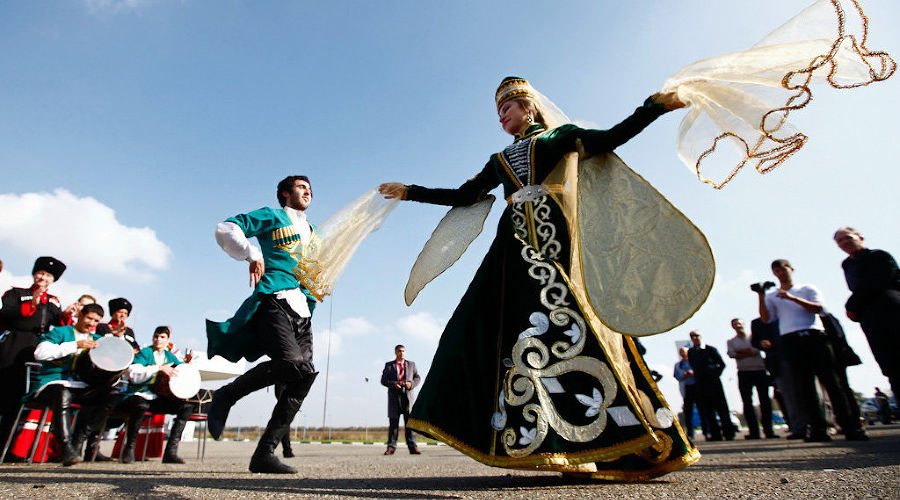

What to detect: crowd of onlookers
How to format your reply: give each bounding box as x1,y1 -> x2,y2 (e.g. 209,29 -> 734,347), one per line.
674,227 -> 899,443
0,256 -> 195,466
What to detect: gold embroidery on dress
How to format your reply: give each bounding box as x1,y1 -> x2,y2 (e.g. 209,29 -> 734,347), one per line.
496,210 -> 620,457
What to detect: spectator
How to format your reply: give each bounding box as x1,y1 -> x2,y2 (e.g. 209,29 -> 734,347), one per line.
757,259 -> 867,441
0,256 -> 66,449
60,294 -> 97,326
751,318 -> 804,438
688,330 -> 736,441
96,297 -> 139,352
674,346 -> 703,441
380,345 -> 421,455
833,227 -> 899,399
874,387 -> 892,424
727,318 -> 777,439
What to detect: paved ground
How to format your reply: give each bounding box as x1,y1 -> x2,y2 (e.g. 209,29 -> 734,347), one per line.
1,425 -> 898,499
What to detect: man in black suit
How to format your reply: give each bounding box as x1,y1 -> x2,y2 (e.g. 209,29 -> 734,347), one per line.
380,345 -> 421,455
688,330 -> 736,441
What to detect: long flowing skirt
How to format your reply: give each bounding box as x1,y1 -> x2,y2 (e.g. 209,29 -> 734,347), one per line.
408,195 -> 699,481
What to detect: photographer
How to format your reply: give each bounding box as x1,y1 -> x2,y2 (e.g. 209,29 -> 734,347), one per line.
755,259 -> 866,442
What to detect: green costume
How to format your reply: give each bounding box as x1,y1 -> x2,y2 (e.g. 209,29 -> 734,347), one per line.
404,90 -> 713,480
126,347 -> 182,395
206,207 -> 319,362
32,326 -> 102,394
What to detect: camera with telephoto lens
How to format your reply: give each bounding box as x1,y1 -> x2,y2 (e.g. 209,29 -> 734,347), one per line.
750,281 -> 776,293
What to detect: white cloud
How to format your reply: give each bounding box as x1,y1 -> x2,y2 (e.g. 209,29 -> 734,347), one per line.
395,311 -> 444,343
0,189 -> 172,281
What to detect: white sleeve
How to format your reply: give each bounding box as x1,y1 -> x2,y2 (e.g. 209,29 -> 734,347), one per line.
127,363 -> 159,384
763,293 -> 778,323
33,340 -> 78,361
215,221 -> 263,263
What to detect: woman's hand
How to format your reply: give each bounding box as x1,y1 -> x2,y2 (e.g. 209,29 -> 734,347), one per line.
652,91 -> 687,111
378,183 -> 408,200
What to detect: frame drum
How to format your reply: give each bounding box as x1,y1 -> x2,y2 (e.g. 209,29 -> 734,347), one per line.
76,335 -> 134,385
155,364 -> 201,400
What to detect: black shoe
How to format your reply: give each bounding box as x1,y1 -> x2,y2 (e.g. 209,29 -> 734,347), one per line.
61,445 -> 82,467
92,452 -> 113,462
804,432 -> 832,443
844,429 -> 869,441
786,433 -> 806,440
282,449 -> 295,458
744,434 -> 761,440
207,388 -> 233,441
249,452 -> 297,474
409,448 -> 421,455
384,448 -> 395,455
162,452 -> 186,464
765,433 -> 780,439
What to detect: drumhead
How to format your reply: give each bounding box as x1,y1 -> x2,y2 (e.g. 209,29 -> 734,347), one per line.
168,364 -> 201,399
90,336 -> 135,372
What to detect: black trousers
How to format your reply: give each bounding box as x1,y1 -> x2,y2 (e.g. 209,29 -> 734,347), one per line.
31,384 -> 121,442
123,395 -> 193,427
239,295 -> 316,451
696,377 -> 735,439
387,391 -> 417,451
781,330 -> 861,435
737,370 -> 773,436
681,384 -> 700,439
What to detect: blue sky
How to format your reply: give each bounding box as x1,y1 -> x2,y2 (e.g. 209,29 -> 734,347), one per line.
1,0 -> 897,427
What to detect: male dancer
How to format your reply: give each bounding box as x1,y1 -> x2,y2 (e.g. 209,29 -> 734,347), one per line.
206,175 -> 320,474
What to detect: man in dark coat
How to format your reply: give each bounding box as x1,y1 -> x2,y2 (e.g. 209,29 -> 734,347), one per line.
687,330 -> 736,441
834,227 -> 900,398
0,256 -> 65,447
380,345 -> 421,455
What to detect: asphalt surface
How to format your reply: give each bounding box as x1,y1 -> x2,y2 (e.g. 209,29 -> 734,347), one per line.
1,425 -> 898,499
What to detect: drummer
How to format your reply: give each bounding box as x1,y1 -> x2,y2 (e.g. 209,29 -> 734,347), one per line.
96,297 -> 140,352
120,326 -> 193,464
30,303 -> 123,466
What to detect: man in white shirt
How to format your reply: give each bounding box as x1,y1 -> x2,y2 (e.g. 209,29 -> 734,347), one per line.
757,259 -> 866,442
205,175 -> 321,474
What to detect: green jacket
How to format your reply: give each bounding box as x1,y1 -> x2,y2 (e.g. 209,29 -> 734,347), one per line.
32,325 -> 102,395
126,346 -> 183,395
206,207 -> 319,362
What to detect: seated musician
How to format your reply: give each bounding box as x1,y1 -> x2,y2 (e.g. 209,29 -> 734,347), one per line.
120,326 -> 193,464
96,297 -> 139,352
30,303 -> 123,466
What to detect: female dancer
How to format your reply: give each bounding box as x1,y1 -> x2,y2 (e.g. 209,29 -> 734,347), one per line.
379,77 -> 713,480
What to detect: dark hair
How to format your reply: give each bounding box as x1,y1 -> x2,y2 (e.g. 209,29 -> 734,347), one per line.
81,303 -> 105,318
395,344 -> 405,351
276,175 -> 312,207
153,326 -> 172,337
771,259 -> 792,269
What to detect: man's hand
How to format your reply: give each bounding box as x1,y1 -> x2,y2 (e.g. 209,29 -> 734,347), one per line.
846,309 -> 859,322
405,381 -> 412,390
776,289 -> 795,301
158,365 -> 177,378
76,339 -> 97,350
686,369 -> 694,376
761,340 -> 772,349
249,259 -> 265,288
184,349 -> 193,363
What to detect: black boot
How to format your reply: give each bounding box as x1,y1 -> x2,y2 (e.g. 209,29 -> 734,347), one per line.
121,414 -> 144,464
84,431 -> 112,462
162,416 -> 187,464
248,372 -> 317,474
52,391 -> 81,467
281,433 -> 295,459
208,363 -> 274,440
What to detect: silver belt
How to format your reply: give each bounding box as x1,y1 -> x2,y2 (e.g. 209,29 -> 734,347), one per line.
509,185 -> 548,204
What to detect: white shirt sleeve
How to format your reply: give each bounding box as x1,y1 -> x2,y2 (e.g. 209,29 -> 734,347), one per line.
34,340 -> 79,361
127,363 -> 159,384
215,221 -> 263,263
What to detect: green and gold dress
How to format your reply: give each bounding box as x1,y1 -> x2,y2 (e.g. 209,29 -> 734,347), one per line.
404,98 -> 714,481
